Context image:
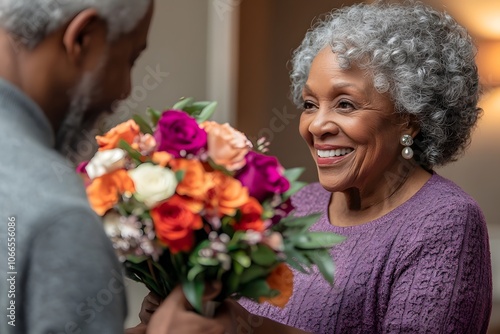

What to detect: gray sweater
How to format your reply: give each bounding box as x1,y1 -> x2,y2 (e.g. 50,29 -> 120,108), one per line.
0,79 -> 127,333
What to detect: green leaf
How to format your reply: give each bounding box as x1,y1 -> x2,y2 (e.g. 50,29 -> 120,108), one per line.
233,261 -> 245,275
284,256 -> 309,274
183,101 -> 212,114
284,246 -> 312,267
147,107 -> 162,126
239,279 -> 274,300
126,255 -> 149,264
280,213 -> 321,233
175,170 -> 186,182
195,101 -> 217,123
239,265 -> 271,284
132,114 -> 153,134
189,240 -> 211,264
182,279 -> 204,314
207,157 -> 232,176
250,245 -> 277,267
293,232 -> 345,249
283,167 -> 305,183
305,250 -> 335,285
226,272 -> 240,295
226,231 -> 245,249
282,181 -> 308,200
173,97 -> 194,111
118,139 -> 144,163
187,265 -> 205,281
197,257 -> 219,266
232,251 -> 251,268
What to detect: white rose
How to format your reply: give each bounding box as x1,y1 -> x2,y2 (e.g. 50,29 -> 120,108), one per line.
128,163 -> 178,208
86,148 -> 127,179
103,211 -> 121,238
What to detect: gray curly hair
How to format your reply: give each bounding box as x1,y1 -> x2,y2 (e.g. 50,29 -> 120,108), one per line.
290,2 -> 482,168
0,0 -> 152,49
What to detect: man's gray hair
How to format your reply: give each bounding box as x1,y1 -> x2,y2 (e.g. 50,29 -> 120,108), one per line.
0,0 -> 152,48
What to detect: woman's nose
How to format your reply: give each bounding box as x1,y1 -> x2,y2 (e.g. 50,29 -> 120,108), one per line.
308,108 -> 340,138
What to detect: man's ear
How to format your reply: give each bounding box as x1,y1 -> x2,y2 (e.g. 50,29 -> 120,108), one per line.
62,8 -> 105,66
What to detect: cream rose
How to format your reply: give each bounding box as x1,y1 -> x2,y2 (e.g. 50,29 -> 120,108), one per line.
201,121 -> 252,171
86,148 -> 127,180
128,163 -> 178,208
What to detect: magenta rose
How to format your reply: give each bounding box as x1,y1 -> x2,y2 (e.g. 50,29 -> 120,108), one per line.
236,151 -> 290,202
271,198 -> 295,225
154,110 -> 207,158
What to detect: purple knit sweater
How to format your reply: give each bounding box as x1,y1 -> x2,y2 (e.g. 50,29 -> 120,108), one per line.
239,173 -> 492,333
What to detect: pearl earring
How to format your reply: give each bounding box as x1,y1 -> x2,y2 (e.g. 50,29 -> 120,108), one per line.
400,134 -> 414,159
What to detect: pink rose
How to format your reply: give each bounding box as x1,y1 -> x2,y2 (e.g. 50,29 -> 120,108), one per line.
201,121 -> 252,171
154,110 -> 207,158
235,151 -> 290,202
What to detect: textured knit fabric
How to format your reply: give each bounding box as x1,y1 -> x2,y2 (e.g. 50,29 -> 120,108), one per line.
0,79 -> 127,334
240,174 -> 492,333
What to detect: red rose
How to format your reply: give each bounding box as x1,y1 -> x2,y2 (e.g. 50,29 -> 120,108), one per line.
150,195 -> 203,253
233,197 -> 266,232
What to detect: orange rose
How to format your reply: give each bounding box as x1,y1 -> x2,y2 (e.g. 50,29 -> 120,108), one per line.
206,171 -> 249,217
150,195 -> 203,254
233,197 -> 266,232
96,120 -> 140,151
151,151 -> 174,167
259,263 -> 294,308
201,121 -> 252,171
169,159 -> 213,200
86,169 -> 135,216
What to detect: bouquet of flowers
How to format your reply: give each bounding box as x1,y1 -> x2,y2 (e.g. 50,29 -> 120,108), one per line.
77,98 -> 344,313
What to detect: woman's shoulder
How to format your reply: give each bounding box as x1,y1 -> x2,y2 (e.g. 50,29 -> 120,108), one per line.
418,173 -> 482,212
411,173 -> 486,234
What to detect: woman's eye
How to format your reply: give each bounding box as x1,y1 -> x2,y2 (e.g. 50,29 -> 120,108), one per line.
338,100 -> 354,110
302,101 -> 316,110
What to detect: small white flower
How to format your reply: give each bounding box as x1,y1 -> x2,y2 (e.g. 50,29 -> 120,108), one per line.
86,148 -> 127,179
128,163 -> 178,208
216,253 -> 232,271
242,230 -> 263,245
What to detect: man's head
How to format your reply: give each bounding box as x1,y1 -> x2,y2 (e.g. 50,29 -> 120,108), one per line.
0,0 -> 154,158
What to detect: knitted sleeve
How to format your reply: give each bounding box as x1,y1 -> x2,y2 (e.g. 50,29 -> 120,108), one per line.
383,201 -> 492,333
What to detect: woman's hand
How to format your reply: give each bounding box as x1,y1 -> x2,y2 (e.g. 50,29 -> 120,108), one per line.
216,299 -> 312,334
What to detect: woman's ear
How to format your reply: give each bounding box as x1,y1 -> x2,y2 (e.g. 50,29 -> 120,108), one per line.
400,113 -> 420,138
62,8 -> 105,66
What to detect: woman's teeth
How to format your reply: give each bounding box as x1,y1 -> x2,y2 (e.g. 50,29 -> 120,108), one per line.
317,148 -> 353,158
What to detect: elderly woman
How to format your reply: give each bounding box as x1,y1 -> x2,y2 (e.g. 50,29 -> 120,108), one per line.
142,2 -> 492,333
233,1 -> 492,332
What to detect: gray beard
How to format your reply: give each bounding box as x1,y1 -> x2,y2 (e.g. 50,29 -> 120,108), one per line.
55,58 -> 107,164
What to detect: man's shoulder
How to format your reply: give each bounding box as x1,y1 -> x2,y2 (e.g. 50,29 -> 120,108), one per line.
1,144 -> 94,228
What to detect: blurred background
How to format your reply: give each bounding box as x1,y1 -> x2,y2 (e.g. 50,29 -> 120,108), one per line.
122,0 -> 500,331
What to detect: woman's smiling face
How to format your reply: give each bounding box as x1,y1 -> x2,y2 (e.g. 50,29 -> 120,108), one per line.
299,47 -> 410,194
